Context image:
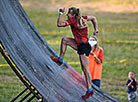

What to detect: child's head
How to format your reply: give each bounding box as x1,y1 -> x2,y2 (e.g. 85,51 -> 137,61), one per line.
89,36 -> 98,47
128,71 -> 136,79
89,36 -> 99,52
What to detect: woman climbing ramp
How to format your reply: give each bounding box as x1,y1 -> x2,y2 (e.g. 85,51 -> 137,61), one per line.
51,7 -> 98,99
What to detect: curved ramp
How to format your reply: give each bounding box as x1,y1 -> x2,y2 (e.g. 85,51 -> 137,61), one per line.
0,0 -> 121,102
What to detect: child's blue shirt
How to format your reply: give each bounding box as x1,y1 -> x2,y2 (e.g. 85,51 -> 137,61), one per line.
126,79 -> 137,93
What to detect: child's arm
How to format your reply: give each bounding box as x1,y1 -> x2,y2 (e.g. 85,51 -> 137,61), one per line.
91,51 -> 101,64
135,78 -> 138,85
91,49 -> 103,64
127,79 -> 133,87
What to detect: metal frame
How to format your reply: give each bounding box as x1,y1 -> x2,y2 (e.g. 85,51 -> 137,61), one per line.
0,44 -> 42,102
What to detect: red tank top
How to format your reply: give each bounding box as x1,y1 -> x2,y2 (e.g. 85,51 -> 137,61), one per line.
64,16 -> 88,45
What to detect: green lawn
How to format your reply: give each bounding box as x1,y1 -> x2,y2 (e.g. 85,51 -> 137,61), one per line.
0,0 -> 138,102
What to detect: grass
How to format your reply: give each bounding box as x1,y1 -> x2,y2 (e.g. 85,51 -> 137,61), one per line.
0,0 -> 138,102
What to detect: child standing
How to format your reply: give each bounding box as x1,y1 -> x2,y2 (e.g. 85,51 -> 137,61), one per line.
88,36 -> 103,88
126,71 -> 138,102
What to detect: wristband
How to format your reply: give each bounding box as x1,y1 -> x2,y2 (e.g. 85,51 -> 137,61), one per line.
93,54 -> 96,58
59,12 -> 63,15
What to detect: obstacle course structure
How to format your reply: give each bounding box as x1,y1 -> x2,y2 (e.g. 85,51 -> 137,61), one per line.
0,0 -> 121,102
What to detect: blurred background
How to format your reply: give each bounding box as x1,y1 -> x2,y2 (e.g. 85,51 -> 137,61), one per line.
0,0 -> 138,101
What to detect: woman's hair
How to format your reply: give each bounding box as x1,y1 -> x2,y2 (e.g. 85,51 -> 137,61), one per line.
68,7 -> 87,27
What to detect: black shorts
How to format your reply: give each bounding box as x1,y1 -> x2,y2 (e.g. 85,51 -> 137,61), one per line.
77,42 -> 91,56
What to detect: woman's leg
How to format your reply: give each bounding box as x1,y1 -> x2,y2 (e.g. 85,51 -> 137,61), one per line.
51,37 -> 77,66
60,37 -> 77,59
79,54 -> 92,89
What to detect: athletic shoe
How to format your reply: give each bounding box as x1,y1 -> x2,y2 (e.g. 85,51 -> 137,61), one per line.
82,90 -> 94,99
50,56 -> 63,66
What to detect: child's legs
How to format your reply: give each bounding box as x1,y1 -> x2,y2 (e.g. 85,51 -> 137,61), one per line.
60,37 -> 77,59
133,97 -> 137,102
128,93 -> 132,102
128,91 -> 137,102
133,92 -> 137,102
130,97 -> 137,102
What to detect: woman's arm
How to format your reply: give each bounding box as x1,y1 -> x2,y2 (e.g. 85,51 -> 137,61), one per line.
87,16 -> 98,35
57,8 -> 67,27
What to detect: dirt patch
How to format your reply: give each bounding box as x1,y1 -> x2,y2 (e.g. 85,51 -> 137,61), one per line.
20,0 -> 138,13
79,2 -> 138,13
20,0 -> 59,11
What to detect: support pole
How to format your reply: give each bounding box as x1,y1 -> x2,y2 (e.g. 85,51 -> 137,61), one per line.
0,45 -> 41,102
